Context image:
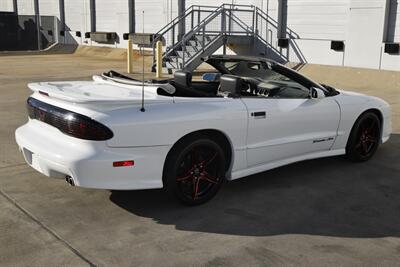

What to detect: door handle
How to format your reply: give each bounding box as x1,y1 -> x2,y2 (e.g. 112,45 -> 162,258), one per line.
251,111 -> 266,118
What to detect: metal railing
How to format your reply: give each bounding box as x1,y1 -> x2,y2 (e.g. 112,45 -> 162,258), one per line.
151,4 -> 300,71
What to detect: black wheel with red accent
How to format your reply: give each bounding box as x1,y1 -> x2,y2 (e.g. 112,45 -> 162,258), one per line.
346,112 -> 381,162
164,137 -> 226,205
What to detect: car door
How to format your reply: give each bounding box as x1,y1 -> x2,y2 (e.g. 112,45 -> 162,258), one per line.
204,57 -> 341,167
242,96 -> 340,167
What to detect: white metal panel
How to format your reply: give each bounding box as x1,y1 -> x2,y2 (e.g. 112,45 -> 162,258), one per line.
167,0 -> 179,23
350,0 -> 386,8
95,0 -> 128,33
39,0 -> 59,16
186,0 -> 224,7
18,0 -> 34,15
289,39 -> 344,65
135,0 -> 169,33
345,1 -> 386,69
0,0 -> 14,12
64,0 -> 88,31
286,0 -> 348,40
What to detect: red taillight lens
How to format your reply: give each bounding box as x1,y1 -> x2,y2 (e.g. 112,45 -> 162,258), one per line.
113,161 -> 134,167
27,97 -> 113,141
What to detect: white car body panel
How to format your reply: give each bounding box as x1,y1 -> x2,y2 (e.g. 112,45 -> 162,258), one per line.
15,75 -> 391,190
242,97 -> 340,167
331,90 -> 392,150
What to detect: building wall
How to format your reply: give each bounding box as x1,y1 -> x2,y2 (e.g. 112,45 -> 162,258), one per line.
17,0 -> 35,15
0,0 -> 14,12
1,0 -> 399,71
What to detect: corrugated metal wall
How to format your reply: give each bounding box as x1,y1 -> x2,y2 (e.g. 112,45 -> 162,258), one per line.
0,0 -> 14,12
17,0 -> 35,15
286,0 -> 348,40
38,0 -> 59,16
0,0 -> 399,70
96,0 -> 128,33
64,1 -> 87,31
135,0 -> 169,33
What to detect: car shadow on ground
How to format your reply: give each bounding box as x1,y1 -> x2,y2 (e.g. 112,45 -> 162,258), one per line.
110,134 -> 400,238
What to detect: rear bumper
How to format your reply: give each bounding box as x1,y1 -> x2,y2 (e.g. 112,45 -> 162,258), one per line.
15,120 -> 168,190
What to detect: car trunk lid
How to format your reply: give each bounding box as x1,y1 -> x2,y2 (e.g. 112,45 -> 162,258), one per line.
28,75 -> 174,107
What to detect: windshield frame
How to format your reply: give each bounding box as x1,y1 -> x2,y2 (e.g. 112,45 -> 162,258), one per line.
204,57 -> 329,95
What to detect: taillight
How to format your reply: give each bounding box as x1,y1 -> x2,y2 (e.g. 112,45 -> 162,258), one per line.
27,97 -> 113,141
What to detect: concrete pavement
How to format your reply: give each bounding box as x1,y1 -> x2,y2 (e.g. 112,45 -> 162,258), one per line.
0,48 -> 399,266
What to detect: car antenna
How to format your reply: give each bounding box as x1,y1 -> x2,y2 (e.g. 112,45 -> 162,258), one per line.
140,10 -> 145,112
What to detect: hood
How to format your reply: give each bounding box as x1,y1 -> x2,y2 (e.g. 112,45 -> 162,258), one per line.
335,89 -> 390,108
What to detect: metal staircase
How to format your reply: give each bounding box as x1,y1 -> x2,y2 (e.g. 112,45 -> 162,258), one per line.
151,4 -> 296,74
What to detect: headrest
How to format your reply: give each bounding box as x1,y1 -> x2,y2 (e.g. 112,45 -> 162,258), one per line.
219,75 -> 242,97
174,71 -> 192,88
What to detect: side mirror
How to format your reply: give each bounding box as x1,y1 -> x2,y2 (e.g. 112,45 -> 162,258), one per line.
202,73 -> 221,82
309,87 -> 325,99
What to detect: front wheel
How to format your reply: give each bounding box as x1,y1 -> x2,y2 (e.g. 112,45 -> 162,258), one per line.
346,112 -> 381,162
164,138 -> 226,205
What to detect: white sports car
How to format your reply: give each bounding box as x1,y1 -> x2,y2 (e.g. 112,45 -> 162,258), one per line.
15,55 -> 391,205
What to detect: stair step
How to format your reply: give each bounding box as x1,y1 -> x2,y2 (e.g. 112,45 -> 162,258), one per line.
175,51 -> 184,58
169,56 -> 183,64
194,35 -> 218,43
185,45 -> 200,52
176,50 -> 196,58
165,61 -> 180,70
162,67 -> 174,75
194,35 -> 211,43
189,40 -> 200,47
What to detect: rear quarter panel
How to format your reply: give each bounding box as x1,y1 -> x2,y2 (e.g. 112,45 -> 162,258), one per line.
102,97 -> 249,173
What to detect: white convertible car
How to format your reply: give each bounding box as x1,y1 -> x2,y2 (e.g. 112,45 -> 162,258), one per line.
15,55 -> 391,205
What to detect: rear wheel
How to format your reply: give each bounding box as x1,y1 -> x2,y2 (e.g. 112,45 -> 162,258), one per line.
346,112 -> 381,162
164,137 -> 226,205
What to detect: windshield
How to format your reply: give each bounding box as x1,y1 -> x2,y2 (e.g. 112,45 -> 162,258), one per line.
222,60 -> 292,82
206,58 -> 341,97
205,58 -> 337,98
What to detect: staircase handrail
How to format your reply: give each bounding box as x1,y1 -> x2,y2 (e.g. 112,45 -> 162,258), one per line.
226,10 -> 254,34
255,7 -> 299,39
162,5 -> 224,63
154,5 -> 218,39
180,6 -> 224,44
182,9 -> 256,68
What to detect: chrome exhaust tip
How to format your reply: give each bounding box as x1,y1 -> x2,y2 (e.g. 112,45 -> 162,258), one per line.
65,175 -> 75,186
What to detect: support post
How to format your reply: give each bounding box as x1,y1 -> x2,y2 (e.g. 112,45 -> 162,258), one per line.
34,0 -> 41,50
90,0 -> 96,33
277,0 -> 287,39
128,0 -> 135,34
178,0 -> 185,41
13,0 -> 18,14
59,0 -> 65,43
221,7 -> 226,34
156,41 -> 163,78
127,39 -> 133,74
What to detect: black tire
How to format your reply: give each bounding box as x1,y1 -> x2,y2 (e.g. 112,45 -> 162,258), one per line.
346,112 -> 381,162
163,136 -> 226,205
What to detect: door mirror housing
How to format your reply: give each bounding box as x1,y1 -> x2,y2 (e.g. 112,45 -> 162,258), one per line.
310,87 -> 325,99
202,73 -> 221,82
